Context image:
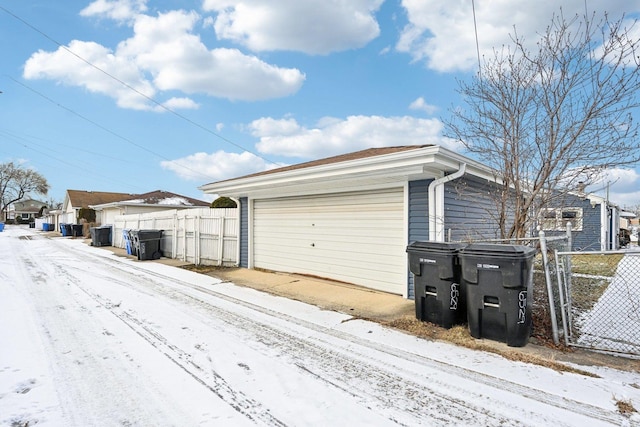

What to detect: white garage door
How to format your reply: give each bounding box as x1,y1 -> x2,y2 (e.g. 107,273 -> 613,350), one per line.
253,188 -> 406,294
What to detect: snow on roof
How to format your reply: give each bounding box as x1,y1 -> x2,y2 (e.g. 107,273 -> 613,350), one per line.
157,197 -> 192,206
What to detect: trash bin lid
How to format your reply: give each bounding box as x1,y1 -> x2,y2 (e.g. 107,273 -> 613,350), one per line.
460,243 -> 536,259
406,241 -> 466,254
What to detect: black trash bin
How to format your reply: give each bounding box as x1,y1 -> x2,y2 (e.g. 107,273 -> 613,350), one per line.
459,243 -> 536,347
407,241 -> 467,328
132,229 -> 162,260
90,226 -> 112,247
70,224 -> 84,237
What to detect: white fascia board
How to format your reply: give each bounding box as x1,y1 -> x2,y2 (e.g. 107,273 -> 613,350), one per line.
201,146 -> 497,197
90,202 -> 198,210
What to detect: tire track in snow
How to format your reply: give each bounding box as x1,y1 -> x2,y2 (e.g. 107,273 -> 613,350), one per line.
49,238 -> 627,426
49,259 -> 288,427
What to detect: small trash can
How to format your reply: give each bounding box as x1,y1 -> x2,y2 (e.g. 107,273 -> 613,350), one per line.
90,226 -> 112,247
128,230 -> 139,257
407,241 -> 466,328
133,229 -> 162,260
0,223 -> 4,232
42,223 -> 50,231
70,224 -> 84,237
123,229 -> 133,255
459,243 -> 536,347
60,223 -> 71,236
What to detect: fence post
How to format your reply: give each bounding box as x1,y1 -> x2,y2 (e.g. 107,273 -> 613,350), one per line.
195,216 -> 200,265
218,216 -> 225,266
172,213 -> 177,259
538,230 -> 560,345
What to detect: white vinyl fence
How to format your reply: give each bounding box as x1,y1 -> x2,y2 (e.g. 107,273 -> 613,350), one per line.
112,208 -> 238,266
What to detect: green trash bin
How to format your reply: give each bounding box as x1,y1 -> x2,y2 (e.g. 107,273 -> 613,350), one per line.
459,243 -> 536,347
407,241 -> 466,328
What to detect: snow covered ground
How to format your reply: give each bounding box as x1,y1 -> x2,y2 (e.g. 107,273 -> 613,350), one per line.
1,224 -> 639,426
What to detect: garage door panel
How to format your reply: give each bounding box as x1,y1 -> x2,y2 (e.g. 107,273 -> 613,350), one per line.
253,188 -> 406,294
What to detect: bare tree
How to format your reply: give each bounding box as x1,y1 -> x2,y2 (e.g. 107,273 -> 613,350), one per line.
0,162 -> 49,221
445,10 -> 640,239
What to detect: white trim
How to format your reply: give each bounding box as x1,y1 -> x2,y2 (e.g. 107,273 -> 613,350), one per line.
402,182 -> 410,298
200,146 -> 495,198
600,203 -> 607,251
248,198 -> 255,269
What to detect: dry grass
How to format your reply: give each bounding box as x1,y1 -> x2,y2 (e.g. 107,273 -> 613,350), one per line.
383,316 -> 599,377
615,398 -> 637,415
181,265 -> 234,274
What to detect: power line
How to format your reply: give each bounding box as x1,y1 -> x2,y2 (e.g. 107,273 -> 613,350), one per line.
7,75 -> 218,182
471,0 -> 482,78
0,127 -> 149,193
0,5 -> 281,167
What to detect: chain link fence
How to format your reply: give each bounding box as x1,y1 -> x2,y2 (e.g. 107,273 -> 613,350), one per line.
554,250 -> 640,356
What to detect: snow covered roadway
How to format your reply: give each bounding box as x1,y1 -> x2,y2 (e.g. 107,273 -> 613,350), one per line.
1,225 -> 639,426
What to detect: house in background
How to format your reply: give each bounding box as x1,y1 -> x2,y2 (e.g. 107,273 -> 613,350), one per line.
200,145 -> 505,298
89,190 -> 210,226
7,198 -> 48,222
539,192 -> 624,251
61,190 -> 136,226
58,189 -> 210,230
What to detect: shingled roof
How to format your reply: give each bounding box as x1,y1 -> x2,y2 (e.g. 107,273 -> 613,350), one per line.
66,189 -> 210,208
66,190 -> 135,208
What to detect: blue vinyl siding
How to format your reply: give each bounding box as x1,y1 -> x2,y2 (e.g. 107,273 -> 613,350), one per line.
407,180 -> 432,299
407,177 -> 509,299
538,195 -> 602,251
239,197 -> 248,268
444,178 -> 506,241
408,180 -> 432,243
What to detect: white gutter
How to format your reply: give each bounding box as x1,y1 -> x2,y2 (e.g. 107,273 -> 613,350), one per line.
428,163 -> 467,241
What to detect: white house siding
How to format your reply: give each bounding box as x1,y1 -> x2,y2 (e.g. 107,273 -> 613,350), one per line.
252,188 -> 406,294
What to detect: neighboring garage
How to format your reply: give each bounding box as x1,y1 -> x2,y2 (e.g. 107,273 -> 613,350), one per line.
200,145 -> 499,298
253,188 -> 406,294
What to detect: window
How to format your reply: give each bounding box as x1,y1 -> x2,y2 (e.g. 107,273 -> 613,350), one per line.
540,207 -> 583,231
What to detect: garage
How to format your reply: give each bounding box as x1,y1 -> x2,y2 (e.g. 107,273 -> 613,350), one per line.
252,188 -> 407,294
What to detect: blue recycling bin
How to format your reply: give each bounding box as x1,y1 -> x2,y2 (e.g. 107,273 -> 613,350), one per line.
123,229 -> 133,255
0,223 -> 4,232
60,223 -> 72,236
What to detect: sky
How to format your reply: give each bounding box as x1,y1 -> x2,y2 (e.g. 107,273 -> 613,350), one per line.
1,0 -> 640,207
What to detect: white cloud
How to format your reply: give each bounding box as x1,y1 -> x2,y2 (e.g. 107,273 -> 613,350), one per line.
23,40 -> 157,110
160,150 -> 271,182
397,0 -> 640,72
587,168 -> 640,208
23,9 -> 305,109
409,97 -> 438,114
80,0 -> 148,22
202,0 -> 383,54
251,115 -> 460,159
156,97 -> 200,111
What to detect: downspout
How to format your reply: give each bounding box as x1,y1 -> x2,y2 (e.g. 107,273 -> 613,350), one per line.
230,197 -> 241,267
428,163 -> 467,241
